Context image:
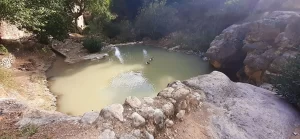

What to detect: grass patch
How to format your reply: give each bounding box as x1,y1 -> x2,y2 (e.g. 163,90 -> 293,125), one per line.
0,44 -> 8,55
21,124 -> 38,137
0,68 -> 15,89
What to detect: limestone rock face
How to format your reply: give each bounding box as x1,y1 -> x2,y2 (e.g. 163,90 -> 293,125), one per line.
0,21 -> 30,40
184,71 -> 300,139
100,104 -> 124,121
206,11 -> 300,84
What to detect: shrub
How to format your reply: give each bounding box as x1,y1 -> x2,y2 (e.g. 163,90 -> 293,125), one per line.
21,124 -> 38,137
0,44 -> 8,54
83,37 -> 103,53
271,54 -> 300,106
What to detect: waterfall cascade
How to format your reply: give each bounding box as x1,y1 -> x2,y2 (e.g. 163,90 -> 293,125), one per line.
114,47 -> 124,64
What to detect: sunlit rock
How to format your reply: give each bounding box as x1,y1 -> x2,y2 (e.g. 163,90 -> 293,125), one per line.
100,104 -> 124,121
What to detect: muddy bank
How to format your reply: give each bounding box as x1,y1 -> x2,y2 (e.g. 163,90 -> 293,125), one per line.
0,41 -> 57,111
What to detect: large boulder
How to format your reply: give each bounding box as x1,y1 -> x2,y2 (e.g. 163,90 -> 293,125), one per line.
206,11 -> 300,84
183,71 -> 300,139
0,21 -> 30,40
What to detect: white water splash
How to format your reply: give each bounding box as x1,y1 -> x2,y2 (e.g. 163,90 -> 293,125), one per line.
114,47 -> 124,64
143,49 -> 148,59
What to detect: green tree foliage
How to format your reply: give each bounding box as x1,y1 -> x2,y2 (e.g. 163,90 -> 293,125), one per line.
0,0 -> 72,43
110,0 -> 144,21
135,1 -> 180,40
106,0 -> 258,50
65,0 -> 114,29
271,55 -> 300,106
0,0 -> 113,43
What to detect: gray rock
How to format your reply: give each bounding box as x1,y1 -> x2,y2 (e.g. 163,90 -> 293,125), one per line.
206,11 -> 300,84
99,129 -> 116,139
81,111 -> 99,124
131,112 -> 145,127
125,96 -> 142,108
143,97 -> 154,105
162,102 -> 174,116
184,71 -> 300,139
154,109 -> 165,128
138,106 -> 155,119
172,88 -> 190,99
100,104 -> 124,121
165,119 -> 174,127
189,92 -> 203,106
176,110 -> 185,120
158,87 -> 174,98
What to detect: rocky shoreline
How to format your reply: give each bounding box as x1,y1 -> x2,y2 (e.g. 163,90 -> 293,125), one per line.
1,70 -> 299,138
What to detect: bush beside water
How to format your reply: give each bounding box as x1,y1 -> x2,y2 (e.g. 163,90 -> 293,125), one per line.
83,37 -> 103,53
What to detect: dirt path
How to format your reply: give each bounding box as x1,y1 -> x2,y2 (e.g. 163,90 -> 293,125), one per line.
156,105 -> 212,139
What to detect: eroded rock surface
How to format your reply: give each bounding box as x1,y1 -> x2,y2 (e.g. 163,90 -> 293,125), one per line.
206,11 -> 300,84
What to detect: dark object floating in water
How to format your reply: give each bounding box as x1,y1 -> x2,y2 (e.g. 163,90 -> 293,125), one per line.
146,57 -> 154,65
